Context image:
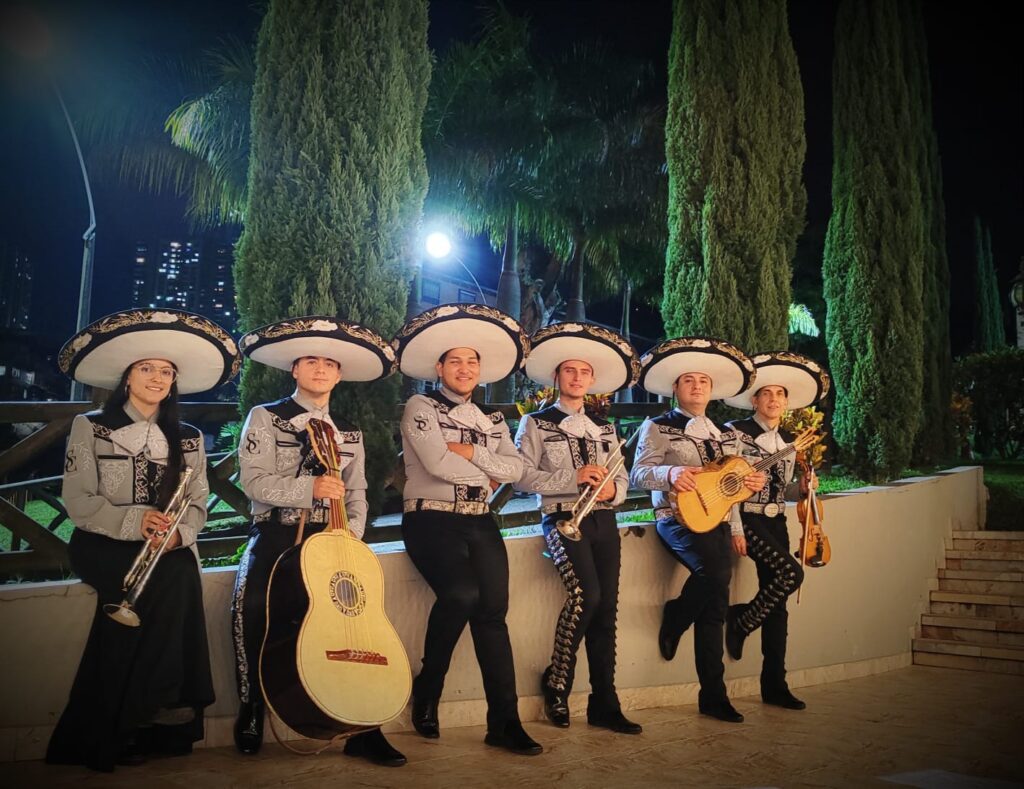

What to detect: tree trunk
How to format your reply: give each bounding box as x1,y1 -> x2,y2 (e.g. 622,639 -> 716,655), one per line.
616,277 -> 633,403
490,216 -> 521,403
565,235 -> 586,321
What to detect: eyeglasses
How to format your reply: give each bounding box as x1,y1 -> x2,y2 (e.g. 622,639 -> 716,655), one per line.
133,363 -> 177,382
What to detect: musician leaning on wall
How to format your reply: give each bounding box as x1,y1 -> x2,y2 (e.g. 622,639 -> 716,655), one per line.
231,317 -> 406,767
47,310 -> 238,773
394,304 -> 542,756
722,352 -> 831,711
513,323 -> 643,735
629,338 -> 764,724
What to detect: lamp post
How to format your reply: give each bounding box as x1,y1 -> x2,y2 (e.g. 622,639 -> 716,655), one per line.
1010,258 -> 1024,350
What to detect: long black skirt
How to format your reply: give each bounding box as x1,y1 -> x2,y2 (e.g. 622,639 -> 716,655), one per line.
46,529 -> 215,772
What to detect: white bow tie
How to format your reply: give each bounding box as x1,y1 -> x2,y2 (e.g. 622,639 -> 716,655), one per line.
109,422 -> 169,463
561,412 -> 602,440
449,403 -> 494,433
684,416 -> 721,440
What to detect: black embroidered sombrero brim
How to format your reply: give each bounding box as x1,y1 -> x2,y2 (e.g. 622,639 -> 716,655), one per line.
393,304 -> 528,384
239,316 -> 396,382
58,309 -> 240,394
525,322 -> 640,394
638,337 -> 755,399
723,351 -> 830,410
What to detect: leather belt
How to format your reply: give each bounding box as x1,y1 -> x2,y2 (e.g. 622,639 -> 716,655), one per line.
403,499 -> 490,516
741,502 -> 785,517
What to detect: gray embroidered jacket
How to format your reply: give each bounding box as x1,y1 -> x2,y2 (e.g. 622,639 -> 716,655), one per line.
629,407 -> 744,536
513,400 -> 628,513
401,387 -> 523,512
726,416 -> 797,513
238,392 -> 368,538
61,403 -> 209,554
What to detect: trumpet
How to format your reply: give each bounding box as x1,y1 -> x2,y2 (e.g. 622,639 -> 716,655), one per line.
104,466 -> 194,628
555,428 -> 641,542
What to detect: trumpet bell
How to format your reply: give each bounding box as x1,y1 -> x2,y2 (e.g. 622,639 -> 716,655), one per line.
104,601 -> 141,628
555,519 -> 583,542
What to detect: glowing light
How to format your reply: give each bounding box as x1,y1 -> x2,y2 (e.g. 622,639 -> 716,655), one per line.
425,232 -> 452,259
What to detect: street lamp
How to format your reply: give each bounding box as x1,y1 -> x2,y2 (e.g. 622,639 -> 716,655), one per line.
423,231 -> 487,305
1010,258 -> 1024,349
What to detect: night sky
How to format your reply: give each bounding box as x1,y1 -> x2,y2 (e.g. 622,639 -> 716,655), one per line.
1,0 -> 1020,361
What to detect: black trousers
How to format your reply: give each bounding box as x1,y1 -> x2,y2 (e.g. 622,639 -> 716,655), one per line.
401,510 -> 518,730
231,519 -> 381,745
655,517 -> 732,706
735,513 -> 804,694
47,529 -> 213,772
542,509 -> 620,705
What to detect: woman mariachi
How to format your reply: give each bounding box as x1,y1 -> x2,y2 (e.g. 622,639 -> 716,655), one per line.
722,351 -> 830,711
629,337 -> 764,724
513,322 -> 643,734
46,309 -> 240,772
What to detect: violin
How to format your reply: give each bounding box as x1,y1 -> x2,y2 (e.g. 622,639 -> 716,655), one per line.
795,453 -> 830,569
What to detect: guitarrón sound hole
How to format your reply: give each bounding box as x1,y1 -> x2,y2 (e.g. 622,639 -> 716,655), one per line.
329,571 -> 366,616
721,474 -> 743,497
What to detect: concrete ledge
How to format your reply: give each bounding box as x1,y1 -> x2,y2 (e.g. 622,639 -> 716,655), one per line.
0,467 -> 984,761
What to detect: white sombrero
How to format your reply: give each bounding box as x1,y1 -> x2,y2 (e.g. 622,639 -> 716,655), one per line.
239,316 -> 396,381
638,336 -> 755,399
393,304 -> 527,384
525,322 -> 640,394
723,351 -> 830,410
58,309 -> 240,395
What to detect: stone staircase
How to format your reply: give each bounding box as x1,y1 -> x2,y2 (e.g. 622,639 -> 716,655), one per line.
913,531 -> 1024,675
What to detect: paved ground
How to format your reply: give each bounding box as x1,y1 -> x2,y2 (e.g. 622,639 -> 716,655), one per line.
3,666 -> 1022,788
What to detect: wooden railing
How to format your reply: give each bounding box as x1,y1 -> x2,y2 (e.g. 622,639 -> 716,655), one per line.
0,400 -> 663,581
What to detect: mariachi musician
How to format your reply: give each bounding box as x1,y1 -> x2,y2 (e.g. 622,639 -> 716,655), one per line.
231,317 -> 406,767
513,322 -> 642,734
722,351 -> 830,711
47,309 -> 238,771
394,304 -> 542,756
629,337 -> 764,724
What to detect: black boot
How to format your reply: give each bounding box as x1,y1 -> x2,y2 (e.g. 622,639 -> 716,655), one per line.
484,720 -> 543,756
541,667 -> 570,728
233,699 -> 264,755
698,697 -> 744,723
725,604 -> 747,662
586,696 -> 642,735
411,696 -> 440,739
343,728 -> 407,767
762,687 -> 806,710
658,601 -> 682,661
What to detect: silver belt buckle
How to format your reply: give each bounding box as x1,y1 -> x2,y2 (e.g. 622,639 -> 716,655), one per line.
763,503 -> 780,517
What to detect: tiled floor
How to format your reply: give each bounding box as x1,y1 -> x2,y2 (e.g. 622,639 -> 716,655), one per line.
3,666 -> 1021,788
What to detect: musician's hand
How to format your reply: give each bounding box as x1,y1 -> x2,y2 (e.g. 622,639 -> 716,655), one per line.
669,466 -> 700,492
595,478 -> 616,502
577,465 -> 608,487
446,442 -> 474,460
489,479 -> 500,493
141,510 -> 171,542
313,476 -> 346,500
732,534 -> 748,557
162,529 -> 183,550
743,471 -> 767,492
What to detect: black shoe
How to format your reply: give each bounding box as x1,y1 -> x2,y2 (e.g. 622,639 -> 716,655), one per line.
343,729 -> 407,767
541,668 -> 570,728
586,698 -> 642,735
115,740 -> 148,767
698,699 -> 744,723
233,700 -> 264,755
484,720 -> 543,756
659,602 -> 682,661
725,604 -> 747,662
762,688 -> 806,710
411,696 -> 440,739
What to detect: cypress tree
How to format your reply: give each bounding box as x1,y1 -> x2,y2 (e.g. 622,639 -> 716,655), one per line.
973,218 -> 1005,350
823,0 -> 925,481
234,0 -> 430,508
662,0 -> 806,350
903,0 -> 954,463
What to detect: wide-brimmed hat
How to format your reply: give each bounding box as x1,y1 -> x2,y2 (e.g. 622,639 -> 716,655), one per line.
525,322 -> 639,394
393,304 -> 527,384
239,316 -> 395,382
58,310 -> 240,395
638,336 -> 755,399
723,351 -> 830,410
